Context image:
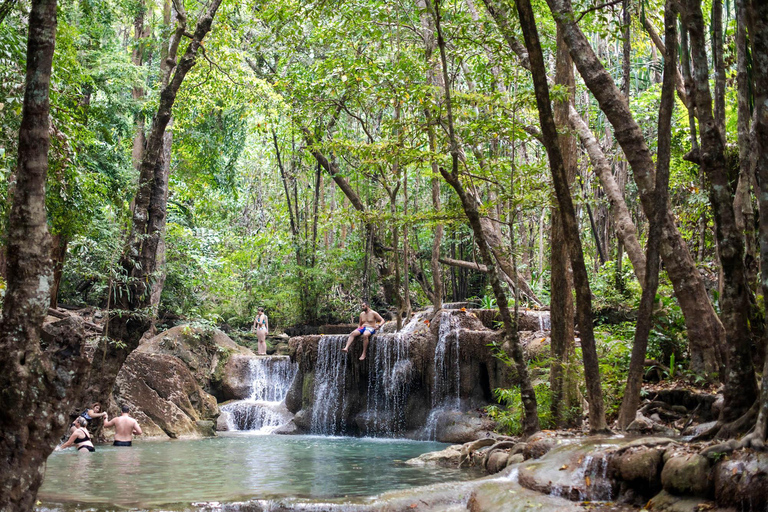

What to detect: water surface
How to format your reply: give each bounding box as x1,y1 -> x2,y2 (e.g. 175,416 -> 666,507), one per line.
39,433 -> 479,509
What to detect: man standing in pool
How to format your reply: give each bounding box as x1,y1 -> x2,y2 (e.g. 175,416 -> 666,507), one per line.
342,302 -> 384,361
104,405 -> 143,446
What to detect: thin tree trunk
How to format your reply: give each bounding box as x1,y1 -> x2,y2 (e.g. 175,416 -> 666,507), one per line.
618,0 -> 676,429
514,0 -> 607,433
49,233 -> 68,308
712,0 -> 726,138
431,0 -> 539,434
550,25 -> 576,429
567,109 -> 646,284
0,1 -> 91,509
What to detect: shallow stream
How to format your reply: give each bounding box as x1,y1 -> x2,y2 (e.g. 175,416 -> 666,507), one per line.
38,433 -> 481,510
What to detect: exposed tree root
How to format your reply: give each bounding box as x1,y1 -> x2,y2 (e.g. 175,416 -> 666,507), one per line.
482,441 -> 521,472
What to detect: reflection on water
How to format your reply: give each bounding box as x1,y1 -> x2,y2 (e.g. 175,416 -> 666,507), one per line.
39,433 -> 479,509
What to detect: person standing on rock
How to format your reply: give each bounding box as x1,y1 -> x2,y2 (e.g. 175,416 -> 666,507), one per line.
342,302 -> 384,361
252,307 -> 269,355
104,405 -> 142,446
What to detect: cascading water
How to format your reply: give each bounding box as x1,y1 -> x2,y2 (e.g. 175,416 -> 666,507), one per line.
310,335 -> 349,435
422,310 -> 462,439
221,356 -> 297,433
363,333 -> 411,436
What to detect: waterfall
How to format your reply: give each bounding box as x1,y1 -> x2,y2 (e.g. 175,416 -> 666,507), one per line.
422,310 -> 461,439
310,335 -> 349,435
363,333 -> 411,436
221,356 -> 297,433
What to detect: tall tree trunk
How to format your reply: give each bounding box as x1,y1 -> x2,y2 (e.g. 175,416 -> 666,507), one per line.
430,0 -> 540,434
712,0 -> 726,138
514,0 -> 608,433
418,0 -> 444,311
550,25 -> 576,428
89,0 -> 224,411
0,1 -> 92,509
748,0 -> 768,446
618,0 -> 675,429
544,0 -> 725,378
683,0 -> 757,425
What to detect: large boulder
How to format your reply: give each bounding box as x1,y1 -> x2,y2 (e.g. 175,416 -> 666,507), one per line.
405,444 -> 463,468
661,453 -> 711,497
114,325 -> 254,439
434,410 -> 496,443
114,352 -> 218,438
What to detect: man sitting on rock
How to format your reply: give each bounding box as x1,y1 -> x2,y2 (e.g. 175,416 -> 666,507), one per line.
104,405 -> 143,446
342,302 -> 384,361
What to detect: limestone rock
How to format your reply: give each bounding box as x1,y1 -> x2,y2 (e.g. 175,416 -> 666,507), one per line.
661,453 -> 711,496
434,410 -> 495,443
646,490 -> 724,512
217,411 -> 230,431
405,445 -> 463,467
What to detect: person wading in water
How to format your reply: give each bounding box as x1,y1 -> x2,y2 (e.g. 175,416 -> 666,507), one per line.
58,417 -> 96,452
342,302 -> 384,361
104,405 -> 142,446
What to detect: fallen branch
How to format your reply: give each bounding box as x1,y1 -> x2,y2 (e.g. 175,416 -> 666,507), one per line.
47,308 -> 103,333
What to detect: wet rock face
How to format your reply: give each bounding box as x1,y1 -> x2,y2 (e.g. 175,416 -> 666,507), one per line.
114,325 -> 255,438
714,451 -> 768,509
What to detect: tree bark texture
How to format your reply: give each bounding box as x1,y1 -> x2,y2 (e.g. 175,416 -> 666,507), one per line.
682,0 -> 757,423
514,0 -> 607,432
545,0 -> 724,377
550,25 -> 576,428
0,1 -> 92,509
431,0 -> 540,434
749,0 -> 768,443
618,0 -> 675,429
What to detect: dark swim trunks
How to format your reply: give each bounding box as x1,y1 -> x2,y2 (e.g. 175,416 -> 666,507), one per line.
113,440 -> 132,447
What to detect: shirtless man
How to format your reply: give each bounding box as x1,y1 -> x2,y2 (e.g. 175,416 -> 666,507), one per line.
342,302 -> 384,360
103,405 -> 142,446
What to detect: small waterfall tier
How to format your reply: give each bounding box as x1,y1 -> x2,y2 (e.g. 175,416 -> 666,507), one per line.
221,356 -> 297,433
286,310 -> 523,441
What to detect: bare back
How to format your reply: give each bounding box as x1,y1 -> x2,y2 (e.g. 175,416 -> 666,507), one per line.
108,415 -> 142,441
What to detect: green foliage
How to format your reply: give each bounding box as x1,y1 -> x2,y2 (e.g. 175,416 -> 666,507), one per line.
487,382 -> 554,436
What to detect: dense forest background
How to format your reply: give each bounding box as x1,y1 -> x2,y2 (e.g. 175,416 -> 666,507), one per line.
0,0 -> 724,329
2,0 -> 768,507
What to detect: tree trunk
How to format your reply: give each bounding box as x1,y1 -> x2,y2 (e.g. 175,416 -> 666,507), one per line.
91,0 -> 224,410
712,0 -> 726,138
618,0 -> 676,429
49,233 -> 68,308
545,0 -> 724,377
0,1 -> 92,509
431,0 -> 539,434
748,0 -> 768,444
514,0 -> 607,433
683,0 -> 757,423
550,25 -> 577,428
567,109 -> 646,283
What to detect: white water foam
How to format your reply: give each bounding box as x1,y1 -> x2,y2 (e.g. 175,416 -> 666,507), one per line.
221,356 -> 297,433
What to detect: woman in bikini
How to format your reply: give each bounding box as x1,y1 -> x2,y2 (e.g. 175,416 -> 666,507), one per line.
58,417 -> 96,452
252,307 -> 269,355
